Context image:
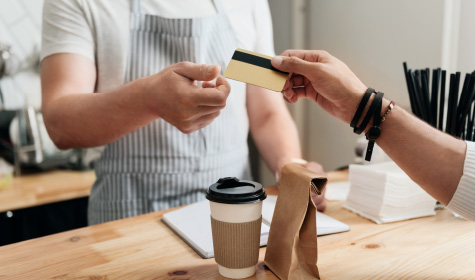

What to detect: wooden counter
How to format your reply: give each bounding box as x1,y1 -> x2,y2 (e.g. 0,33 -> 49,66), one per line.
0,170 -> 95,212
1,171 -> 474,279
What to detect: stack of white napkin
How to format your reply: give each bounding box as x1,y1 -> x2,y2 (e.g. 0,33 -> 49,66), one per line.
344,161 -> 436,224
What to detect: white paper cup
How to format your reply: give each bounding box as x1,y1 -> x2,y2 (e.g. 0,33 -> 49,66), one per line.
206,177 -> 266,279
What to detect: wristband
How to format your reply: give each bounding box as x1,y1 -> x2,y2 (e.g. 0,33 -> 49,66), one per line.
354,91 -> 384,135
350,88 -> 375,128
364,92 -> 384,161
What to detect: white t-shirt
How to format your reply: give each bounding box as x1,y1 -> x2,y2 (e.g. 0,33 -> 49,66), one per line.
41,0 -> 275,92
447,141 -> 475,221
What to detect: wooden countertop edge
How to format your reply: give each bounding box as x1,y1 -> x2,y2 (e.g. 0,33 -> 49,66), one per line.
0,170 -> 96,212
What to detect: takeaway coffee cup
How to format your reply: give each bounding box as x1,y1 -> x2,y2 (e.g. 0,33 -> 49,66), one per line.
206,177 -> 267,279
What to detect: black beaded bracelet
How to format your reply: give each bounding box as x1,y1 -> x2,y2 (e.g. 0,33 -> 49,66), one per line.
350,88 -> 375,129
364,92 -> 384,161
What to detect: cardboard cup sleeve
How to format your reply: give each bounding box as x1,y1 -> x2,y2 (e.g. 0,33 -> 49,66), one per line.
264,163 -> 327,280
211,216 -> 262,269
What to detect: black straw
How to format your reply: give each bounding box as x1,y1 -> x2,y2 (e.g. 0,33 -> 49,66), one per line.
438,70 -> 447,131
403,64 -> 475,140
430,69 -> 440,128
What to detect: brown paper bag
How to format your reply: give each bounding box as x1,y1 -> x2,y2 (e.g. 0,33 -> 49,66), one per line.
264,163 -> 327,280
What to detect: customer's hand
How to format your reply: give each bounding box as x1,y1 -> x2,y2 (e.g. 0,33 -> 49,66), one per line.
143,62 -> 230,134
271,50 -> 367,125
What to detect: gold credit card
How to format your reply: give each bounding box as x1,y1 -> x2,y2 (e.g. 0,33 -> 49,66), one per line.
223,48 -> 289,92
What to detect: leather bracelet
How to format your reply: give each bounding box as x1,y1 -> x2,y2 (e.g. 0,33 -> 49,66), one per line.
350,88 -> 375,128
354,91 -> 384,135
364,92 -> 384,161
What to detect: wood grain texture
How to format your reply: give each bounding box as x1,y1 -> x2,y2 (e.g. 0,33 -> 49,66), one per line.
1,171 -> 474,279
0,170 -> 95,212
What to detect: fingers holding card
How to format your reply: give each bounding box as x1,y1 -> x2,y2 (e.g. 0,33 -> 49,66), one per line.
223,48 -> 288,92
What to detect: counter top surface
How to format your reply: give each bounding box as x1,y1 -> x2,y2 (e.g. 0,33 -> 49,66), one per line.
0,170 -> 95,212
1,170 -> 474,279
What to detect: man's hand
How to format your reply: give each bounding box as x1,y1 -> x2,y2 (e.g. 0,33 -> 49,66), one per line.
271,50 -> 367,125
144,62 -> 231,134
41,54 -> 230,148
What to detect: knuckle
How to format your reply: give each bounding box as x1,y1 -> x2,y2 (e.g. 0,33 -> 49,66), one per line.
217,95 -> 227,106
287,56 -> 300,66
176,113 -> 186,122
181,112 -> 194,122
221,87 -> 230,96
178,115 -> 188,122
280,50 -> 290,56
179,122 -> 195,134
180,128 -> 191,134
176,61 -> 192,68
162,64 -> 173,72
222,83 -> 231,94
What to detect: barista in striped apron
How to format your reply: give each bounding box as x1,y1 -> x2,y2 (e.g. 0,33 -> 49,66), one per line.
88,0 -> 251,224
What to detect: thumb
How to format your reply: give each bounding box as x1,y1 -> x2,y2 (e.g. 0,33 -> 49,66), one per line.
271,56 -> 316,76
174,62 -> 221,81
215,76 -> 231,94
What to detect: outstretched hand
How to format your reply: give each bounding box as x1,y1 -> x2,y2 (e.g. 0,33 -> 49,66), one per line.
144,62 -> 230,134
271,50 -> 367,125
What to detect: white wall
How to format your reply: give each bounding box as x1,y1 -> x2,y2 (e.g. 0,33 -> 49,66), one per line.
456,0 -> 475,75
268,0 -> 293,54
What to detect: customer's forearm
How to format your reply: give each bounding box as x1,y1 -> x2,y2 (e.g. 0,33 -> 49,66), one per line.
43,78 -> 157,149
270,50 -> 466,204
374,99 -> 465,204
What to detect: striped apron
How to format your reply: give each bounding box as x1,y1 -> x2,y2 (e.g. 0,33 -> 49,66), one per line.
88,0 -> 251,225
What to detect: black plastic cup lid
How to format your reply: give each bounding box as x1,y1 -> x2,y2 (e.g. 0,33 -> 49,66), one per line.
206,177 -> 267,204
